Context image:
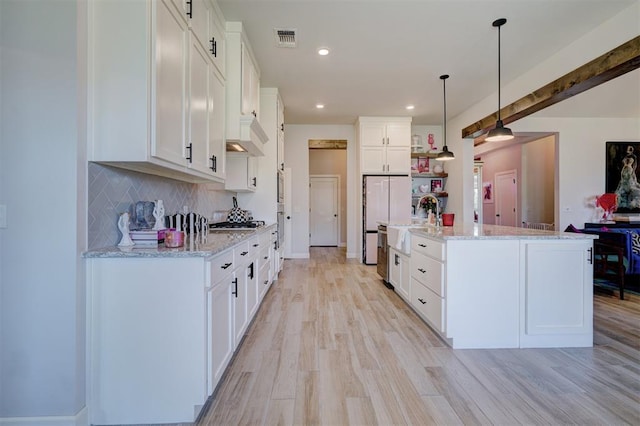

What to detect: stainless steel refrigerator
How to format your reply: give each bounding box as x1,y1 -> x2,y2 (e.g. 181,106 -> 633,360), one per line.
363,175 -> 411,264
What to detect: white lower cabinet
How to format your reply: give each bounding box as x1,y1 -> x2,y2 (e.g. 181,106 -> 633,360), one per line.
519,240 -> 593,348
207,274 -> 234,395
406,233 -> 593,349
87,228 -> 276,424
388,247 -> 410,301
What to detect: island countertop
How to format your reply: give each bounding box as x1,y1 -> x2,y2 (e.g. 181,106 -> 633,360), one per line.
83,224 -> 276,258
408,223 -> 598,240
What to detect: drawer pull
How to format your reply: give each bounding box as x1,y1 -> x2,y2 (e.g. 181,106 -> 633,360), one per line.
418,268 -> 426,273
264,280 -> 268,285
253,243 -> 259,247
221,262 -> 232,269
241,251 -> 248,256
418,298 -> 426,305
232,277 -> 238,297
264,256 -> 268,260
418,243 -> 427,248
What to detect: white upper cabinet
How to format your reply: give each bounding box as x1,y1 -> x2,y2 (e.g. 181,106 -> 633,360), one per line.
171,0 -> 225,76
357,117 -> 412,174
88,0 -> 226,183
241,43 -> 260,118
225,22 -> 268,157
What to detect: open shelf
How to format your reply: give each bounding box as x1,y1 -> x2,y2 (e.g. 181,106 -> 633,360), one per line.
412,192 -> 448,198
411,173 -> 448,178
411,152 -> 439,158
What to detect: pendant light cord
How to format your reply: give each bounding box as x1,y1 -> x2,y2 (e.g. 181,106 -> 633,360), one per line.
497,23 -> 502,121
443,77 -> 447,145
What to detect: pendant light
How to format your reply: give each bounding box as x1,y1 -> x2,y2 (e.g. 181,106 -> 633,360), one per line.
436,74 -> 454,161
485,18 -> 514,142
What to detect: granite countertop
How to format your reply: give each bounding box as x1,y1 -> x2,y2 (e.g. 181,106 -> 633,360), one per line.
409,223 -> 598,240
83,224 -> 276,258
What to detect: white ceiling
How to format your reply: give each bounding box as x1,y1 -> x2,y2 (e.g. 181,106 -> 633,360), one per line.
217,0 -> 639,126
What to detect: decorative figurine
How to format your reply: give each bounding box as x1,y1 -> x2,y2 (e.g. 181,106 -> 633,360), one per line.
152,199 -> 166,230
117,212 -> 135,247
427,133 -> 436,152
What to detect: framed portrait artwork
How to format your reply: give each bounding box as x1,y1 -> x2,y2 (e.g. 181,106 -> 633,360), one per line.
483,181 -> 493,203
605,141 -> 640,213
431,179 -> 443,193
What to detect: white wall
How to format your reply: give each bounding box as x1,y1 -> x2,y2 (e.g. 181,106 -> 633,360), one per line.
0,0 -> 87,420
284,125 -> 356,258
516,117 -> 639,229
447,1 -> 640,225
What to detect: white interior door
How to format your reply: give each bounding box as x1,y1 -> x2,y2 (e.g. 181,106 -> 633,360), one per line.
284,167 -> 292,258
310,176 -> 339,246
495,170 -> 517,226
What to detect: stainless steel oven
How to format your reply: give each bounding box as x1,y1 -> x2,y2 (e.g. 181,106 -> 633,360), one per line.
277,170 -> 284,203
276,203 -> 284,250
377,224 -> 392,288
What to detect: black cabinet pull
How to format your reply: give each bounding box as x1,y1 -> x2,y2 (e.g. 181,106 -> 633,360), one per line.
264,280 -> 268,285
186,142 -> 193,162
418,298 -> 426,305
210,155 -> 217,172
248,263 -> 254,279
264,256 -> 268,260
252,110 -> 257,117
394,254 -> 399,266
286,216 -> 291,220
232,277 -> 238,297
253,243 -> 259,247
280,163 -> 284,171
588,247 -> 593,264
221,262 -> 232,270
418,268 -> 426,274
418,243 -> 426,248
186,0 -> 193,18
280,123 -> 284,132
210,37 -> 217,56
252,177 -> 257,187
241,251 -> 248,256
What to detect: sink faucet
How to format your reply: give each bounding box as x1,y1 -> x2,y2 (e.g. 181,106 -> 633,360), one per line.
418,194 -> 441,227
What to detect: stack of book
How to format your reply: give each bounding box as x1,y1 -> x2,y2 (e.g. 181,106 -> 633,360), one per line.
129,229 -> 163,246
612,214 -> 640,224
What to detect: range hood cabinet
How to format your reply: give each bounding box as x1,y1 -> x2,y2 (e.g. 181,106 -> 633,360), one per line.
226,115 -> 269,157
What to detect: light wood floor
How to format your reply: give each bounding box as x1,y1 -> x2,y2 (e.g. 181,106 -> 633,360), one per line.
199,247 -> 640,426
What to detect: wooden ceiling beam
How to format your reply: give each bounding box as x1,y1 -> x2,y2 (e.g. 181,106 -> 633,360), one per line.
462,36 -> 640,140
308,139 -> 348,149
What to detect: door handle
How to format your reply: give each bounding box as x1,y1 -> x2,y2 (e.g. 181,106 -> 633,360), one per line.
232,277 -> 238,297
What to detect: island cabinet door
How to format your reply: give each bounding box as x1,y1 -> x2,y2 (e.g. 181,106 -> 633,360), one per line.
519,240 -> 593,348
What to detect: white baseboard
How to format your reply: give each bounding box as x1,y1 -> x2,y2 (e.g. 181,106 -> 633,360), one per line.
0,407 -> 88,426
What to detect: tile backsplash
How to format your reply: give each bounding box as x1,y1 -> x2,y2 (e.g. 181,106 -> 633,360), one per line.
88,163 -> 236,249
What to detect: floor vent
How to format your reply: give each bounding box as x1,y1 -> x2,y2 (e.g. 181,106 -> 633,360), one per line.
274,28 -> 297,48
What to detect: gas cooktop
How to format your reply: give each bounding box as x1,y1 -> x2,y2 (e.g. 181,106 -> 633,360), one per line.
209,220 -> 265,230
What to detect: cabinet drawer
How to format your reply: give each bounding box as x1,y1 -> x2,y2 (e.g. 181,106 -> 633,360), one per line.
248,236 -> 260,258
411,278 -> 445,333
411,236 -> 445,261
410,251 -> 444,296
209,249 -> 234,285
234,241 -> 251,265
259,247 -> 270,269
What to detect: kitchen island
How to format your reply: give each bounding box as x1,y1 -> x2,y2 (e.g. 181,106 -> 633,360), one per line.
388,223 -> 597,349
84,225 -> 277,425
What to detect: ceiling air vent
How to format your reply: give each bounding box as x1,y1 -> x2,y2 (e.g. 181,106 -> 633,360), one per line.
274,28 -> 297,48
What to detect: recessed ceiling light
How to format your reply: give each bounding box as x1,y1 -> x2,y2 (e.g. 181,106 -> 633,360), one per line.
406,105 -> 415,110
316,104 -> 325,109
318,48 -> 330,56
